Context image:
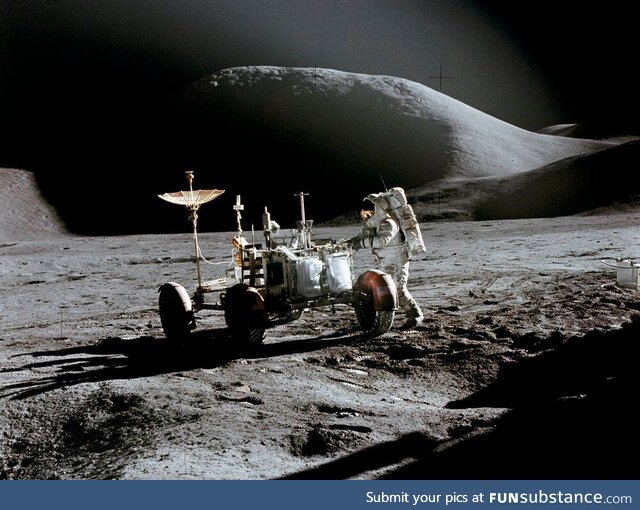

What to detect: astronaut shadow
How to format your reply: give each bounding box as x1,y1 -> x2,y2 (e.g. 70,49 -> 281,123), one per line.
282,318 -> 640,480
278,431 -> 441,480
280,379 -> 640,480
1,326 -> 363,400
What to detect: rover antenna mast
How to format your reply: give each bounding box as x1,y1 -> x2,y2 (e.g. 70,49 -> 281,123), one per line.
295,191 -> 311,250
233,195 -> 244,236
157,170 -> 225,288
185,171 -> 202,287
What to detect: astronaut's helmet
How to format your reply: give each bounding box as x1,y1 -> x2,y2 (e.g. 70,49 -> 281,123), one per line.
360,192 -> 389,222
359,197 -> 375,222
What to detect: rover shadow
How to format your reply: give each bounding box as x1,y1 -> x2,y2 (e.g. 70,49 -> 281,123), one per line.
446,317 -> 640,410
1,327 -> 362,400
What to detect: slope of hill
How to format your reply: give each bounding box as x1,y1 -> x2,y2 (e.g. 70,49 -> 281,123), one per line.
406,140 -> 640,221
178,66 -> 612,180
538,122 -> 639,141
0,168 -> 68,240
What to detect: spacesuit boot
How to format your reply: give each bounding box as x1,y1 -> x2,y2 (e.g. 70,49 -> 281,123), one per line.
400,301 -> 424,331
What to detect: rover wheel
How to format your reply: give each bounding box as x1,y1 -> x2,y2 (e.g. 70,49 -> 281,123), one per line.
158,282 -> 195,340
224,284 -> 267,347
354,291 -> 395,337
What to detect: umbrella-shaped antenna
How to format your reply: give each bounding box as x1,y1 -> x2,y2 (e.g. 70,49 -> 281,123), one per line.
158,171 -> 225,288
158,170 -> 225,210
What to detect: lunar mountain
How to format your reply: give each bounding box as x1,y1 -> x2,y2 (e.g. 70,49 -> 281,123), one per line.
168,66 -> 618,227
5,66 -> 636,237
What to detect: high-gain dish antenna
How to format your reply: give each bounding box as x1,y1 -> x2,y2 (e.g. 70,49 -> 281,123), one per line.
158,170 -> 225,287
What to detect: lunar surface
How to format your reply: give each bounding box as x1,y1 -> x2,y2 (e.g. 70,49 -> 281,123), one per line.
2,211 -> 640,479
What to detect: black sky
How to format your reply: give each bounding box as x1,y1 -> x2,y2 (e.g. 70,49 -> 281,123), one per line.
2,1 -> 636,133
0,0 -> 637,233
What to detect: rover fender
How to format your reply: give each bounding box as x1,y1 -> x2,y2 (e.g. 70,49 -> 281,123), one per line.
224,283 -> 267,346
354,269 -> 397,311
158,282 -> 196,339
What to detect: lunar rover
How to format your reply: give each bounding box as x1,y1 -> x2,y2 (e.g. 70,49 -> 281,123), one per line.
157,171 -> 398,346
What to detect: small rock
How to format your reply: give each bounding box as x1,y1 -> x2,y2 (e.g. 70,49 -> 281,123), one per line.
493,326 -> 512,339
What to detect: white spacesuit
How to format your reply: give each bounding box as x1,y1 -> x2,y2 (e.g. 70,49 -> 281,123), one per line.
348,187 -> 425,330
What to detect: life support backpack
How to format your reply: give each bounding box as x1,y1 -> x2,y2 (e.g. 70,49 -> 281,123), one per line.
386,187 -> 426,259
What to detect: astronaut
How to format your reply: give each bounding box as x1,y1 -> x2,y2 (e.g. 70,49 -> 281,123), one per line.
348,187 -> 425,330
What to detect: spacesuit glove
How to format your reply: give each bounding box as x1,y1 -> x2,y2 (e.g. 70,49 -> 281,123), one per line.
346,236 -> 361,250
